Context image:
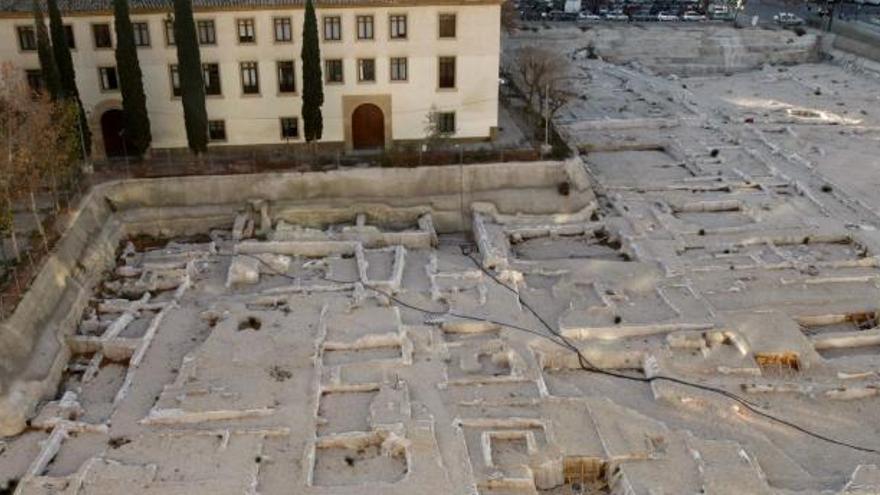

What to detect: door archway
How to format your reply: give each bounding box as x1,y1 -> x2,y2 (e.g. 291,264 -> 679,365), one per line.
100,109 -> 128,158
351,103 -> 385,150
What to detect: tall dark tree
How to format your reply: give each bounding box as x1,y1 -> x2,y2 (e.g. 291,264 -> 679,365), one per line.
173,0 -> 208,154
33,0 -> 62,100
113,0 -> 151,156
47,0 -> 91,157
301,0 -> 323,143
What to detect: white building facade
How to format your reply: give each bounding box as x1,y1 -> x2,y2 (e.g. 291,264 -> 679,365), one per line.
0,0 -> 501,157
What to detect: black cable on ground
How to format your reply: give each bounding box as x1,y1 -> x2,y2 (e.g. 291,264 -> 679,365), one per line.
461,252 -> 880,456
229,250 -> 880,455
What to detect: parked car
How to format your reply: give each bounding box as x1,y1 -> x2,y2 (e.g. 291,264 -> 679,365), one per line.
708,4 -> 735,20
605,11 -> 630,20
774,12 -> 804,26
632,12 -> 656,21
579,12 -> 603,20
657,11 -> 680,20
682,11 -> 707,20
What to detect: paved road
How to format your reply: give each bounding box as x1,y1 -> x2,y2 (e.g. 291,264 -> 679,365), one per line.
743,0 -> 880,27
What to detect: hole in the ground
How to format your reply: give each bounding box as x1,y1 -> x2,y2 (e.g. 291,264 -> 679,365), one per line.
755,352 -> 801,374
238,316 -> 262,331
538,456 -> 608,493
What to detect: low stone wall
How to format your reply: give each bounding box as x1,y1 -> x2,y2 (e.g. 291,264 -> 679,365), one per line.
0,160 -> 593,436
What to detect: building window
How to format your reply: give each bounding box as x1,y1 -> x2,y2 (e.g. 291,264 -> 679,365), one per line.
63,25 -> 75,48
240,61 -> 259,94
357,59 -> 375,82
439,13 -> 456,38
277,61 -> 296,93
356,15 -> 373,40
437,112 -> 456,134
208,120 -> 226,141
323,16 -> 341,41
17,26 -> 36,51
389,14 -> 407,39
280,117 -> 298,139
237,18 -> 255,43
25,70 -> 43,94
202,63 -> 221,95
325,59 -> 343,83
93,23 -> 112,48
197,20 -> 216,45
164,19 -> 175,46
438,56 -> 455,89
274,17 -> 292,42
99,66 -> 119,90
132,22 -> 150,47
390,57 -> 407,81
169,64 -> 181,97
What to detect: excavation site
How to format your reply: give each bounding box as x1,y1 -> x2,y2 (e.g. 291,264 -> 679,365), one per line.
0,148 -> 877,495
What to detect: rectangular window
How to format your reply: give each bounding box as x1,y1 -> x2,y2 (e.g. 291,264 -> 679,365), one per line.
169,64 -> 180,97
202,63 -> 221,95
438,56 -> 455,89
323,16 -> 341,41
25,70 -> 43,94
356,15 -> 373,40
280,117 -> 299,139
132,22 -> 150,47
389,14 -> 407,39
438,112 -> 455,134
93,23 -> 112,48
237,18 -> 255,43
325,59 -> 343,83
240,61 -> 259,94
208,120 -> 226,141
17,26 -> 36,51
274,17 -> 292,42
357,59 -> 375,82
99,66 -> 119,90
277,60 -> 296,93
439,13 -> 456,38
164,19 -> 175,46
196,20 -> 216,45
390,57 -> 407,81
63,25 -> 75,48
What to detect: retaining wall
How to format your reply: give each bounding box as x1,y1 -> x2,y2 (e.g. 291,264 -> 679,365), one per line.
829,20 -> 880,63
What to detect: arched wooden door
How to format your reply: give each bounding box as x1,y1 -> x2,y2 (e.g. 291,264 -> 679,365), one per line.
351,103 -> 385,150
100,109 -> 127,157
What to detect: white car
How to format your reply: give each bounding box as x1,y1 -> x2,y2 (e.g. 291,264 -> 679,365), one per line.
605,12 -> 629,20
682,11 -> 707,21
773,12 -> 804,26
579,12 -> 603,20
657,12 -> 680,21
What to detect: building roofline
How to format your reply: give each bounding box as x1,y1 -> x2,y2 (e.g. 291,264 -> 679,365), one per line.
0,0 -> 502,18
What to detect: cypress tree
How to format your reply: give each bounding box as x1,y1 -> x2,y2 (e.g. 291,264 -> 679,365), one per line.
33,0 -> 62,100
47,0 -> 91,157
113,0 -> 151,156
173,0 -> 208,154
301,0 -> 323,143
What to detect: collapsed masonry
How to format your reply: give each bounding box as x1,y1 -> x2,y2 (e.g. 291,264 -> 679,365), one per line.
0,155 -> 878,494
